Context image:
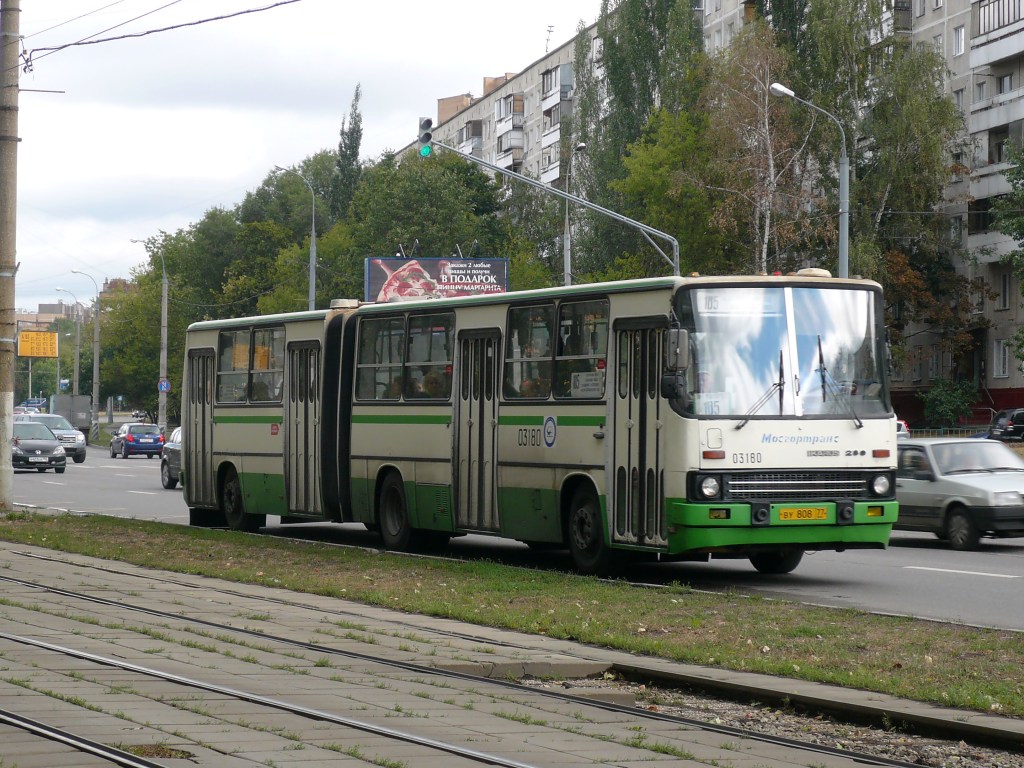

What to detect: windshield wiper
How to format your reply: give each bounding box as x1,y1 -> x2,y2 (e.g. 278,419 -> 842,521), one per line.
736,350 -> 784,430
816,336 -> 863,429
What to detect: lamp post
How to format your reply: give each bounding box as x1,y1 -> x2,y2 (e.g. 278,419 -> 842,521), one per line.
134,239 -> 168,433
274,165 -> 317,310
55,287 -> 81,396
563,142 -> 586,287
71,270 -> 100,442
769,82 -> 849,279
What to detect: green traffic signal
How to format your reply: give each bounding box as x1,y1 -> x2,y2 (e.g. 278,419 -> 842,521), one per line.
418,116 -> 433,158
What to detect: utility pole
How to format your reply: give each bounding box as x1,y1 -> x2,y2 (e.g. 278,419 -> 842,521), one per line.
159,254 -> 167,433
0,0 -> 21,510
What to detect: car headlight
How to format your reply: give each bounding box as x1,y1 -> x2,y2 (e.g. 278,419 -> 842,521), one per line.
992,491 -> 1023,507
53,445 -> 65,456
11,445 -> 24,455
871,474 -> 891,496
699,475 -> 721,499
75,433 -> 86,444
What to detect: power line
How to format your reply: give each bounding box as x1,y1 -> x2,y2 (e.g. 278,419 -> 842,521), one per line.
22,0 -> 133,40
21,0 -> 302,72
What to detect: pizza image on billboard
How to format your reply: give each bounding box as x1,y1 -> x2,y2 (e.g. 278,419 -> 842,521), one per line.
366,258 -> 508,302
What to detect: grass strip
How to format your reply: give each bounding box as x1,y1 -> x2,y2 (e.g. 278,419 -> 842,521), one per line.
0,510 -> 1021,718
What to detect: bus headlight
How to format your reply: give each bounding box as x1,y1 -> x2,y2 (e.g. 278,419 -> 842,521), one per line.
871,474 -> 891,496
699,475 -> 721,499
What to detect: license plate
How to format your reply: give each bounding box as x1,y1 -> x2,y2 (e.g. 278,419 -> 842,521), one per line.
779,506 -> 828,521
140,438 -> 153,443
28,456 -> 48,463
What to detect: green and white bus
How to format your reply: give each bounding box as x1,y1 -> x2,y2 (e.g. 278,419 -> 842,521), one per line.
181,273 -> 898,574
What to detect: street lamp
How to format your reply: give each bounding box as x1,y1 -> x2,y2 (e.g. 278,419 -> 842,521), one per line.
274,165 -> 317,310
55,287 -> 81,395
133,239 -> 168,433
71,270 -> 101,442
769,82 -> 849,279
563,142 -> 586,287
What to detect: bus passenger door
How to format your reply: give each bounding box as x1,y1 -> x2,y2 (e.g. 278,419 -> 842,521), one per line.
285,341 -> 321,515
455,332 -> 500,532
185,349 -> 216,509
611,326 -> 667,548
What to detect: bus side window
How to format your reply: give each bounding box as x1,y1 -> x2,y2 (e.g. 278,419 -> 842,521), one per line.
355,317 -> 404,400
504,304 -> 554,399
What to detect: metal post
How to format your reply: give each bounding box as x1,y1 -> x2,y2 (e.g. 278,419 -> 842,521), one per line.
0,0 -> 21,509
769,82 -> 849,278
159,257 -> 168,433
56,288 -> 81,395
72,270 -> 101,443
274,165 -> 317,309
563,143 -> 586,287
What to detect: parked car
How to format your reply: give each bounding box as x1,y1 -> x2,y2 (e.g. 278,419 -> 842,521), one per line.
11,421 -> 66,473
896,419 -> 911,440
895,437 -> 1024,550
131,410 -> 147,420
989,408 -> 1024,441
13,413 -> 86,463
110,422 -> 164,458
161,426 -> 182,489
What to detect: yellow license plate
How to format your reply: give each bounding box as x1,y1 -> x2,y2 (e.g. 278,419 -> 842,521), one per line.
779,506 -> 829,521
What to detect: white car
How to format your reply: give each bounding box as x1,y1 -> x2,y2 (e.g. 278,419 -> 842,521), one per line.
896,420 -> 910,440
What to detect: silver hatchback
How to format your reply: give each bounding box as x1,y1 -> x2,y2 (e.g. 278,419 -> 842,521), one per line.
895,437 -> 1024,550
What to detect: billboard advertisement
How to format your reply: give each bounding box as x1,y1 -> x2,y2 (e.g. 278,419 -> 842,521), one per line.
365,257 -> 508,302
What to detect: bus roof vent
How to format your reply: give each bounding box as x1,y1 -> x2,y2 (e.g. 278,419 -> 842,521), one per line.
330,299 -> 361,309
795,268 -> 832,278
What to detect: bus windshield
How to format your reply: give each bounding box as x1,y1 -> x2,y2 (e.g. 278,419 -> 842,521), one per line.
675,284 -> 890,419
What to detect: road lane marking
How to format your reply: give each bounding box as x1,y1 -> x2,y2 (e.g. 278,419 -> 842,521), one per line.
905,566 -> 1019,579
127,490 -> 157,496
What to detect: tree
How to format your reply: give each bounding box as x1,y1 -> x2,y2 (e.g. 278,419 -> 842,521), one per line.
331,84 -> 363,219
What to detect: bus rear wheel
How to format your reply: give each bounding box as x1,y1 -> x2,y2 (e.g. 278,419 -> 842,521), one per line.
379,472 -> 412,551
567,486 -> 612,575
749,550 -> 803,574
221,468 -> 264,533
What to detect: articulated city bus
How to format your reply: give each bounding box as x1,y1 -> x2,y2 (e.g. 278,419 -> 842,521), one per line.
181,273 -> 898,574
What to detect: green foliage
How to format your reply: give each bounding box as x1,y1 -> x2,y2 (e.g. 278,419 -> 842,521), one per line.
919,378 -> 979,428
331,84 -> 364,219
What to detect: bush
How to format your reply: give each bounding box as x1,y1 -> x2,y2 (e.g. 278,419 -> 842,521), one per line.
919,378 -> 978,427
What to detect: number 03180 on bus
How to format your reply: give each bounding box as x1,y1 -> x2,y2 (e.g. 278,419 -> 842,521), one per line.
181,273 -> 898,575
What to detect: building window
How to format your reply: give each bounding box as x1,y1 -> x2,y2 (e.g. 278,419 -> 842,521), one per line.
916,0 -> 925,16
933,0 -> 942,8
912,351 -> 922,382
994,339 -> 1010,378
929,344 -> 940,380
998,73 -> 1013,94
1001,273 -> 1012,310
953,26 -> 964,56
949,216 -> 962,246
953,88 -> 964,111
976,79 -> 988,102
933,34 -> 943,53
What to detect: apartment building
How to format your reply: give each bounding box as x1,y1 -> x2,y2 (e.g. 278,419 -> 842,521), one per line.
421,0 -> 1024,422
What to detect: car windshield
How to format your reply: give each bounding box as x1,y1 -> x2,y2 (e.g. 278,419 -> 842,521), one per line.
932,441 -> 1024,474
14,423 -> 55,441
128,425 -> 157,435
38,415 -> 73,430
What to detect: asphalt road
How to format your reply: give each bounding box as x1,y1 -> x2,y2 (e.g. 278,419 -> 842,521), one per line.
11,442 -> 1024,632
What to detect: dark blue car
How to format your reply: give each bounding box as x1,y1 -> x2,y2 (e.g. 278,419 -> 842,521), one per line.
110,422 -> 165,458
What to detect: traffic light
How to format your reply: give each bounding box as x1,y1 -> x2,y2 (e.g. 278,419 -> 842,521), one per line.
418,117 -> 433,157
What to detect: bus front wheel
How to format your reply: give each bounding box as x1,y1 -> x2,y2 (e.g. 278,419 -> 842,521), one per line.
379,472 -> 412,551
221,468 -> 265,533
567,486 -> 611,575
749,550 -> 803,574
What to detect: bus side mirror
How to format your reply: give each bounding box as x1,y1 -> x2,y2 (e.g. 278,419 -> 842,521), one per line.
665,329 -> 689,371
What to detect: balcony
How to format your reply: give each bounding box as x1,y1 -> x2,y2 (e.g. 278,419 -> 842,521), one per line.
971,0 -> 1024,67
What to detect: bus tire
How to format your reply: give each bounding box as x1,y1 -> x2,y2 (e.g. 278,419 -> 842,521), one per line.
379,471 -> 413,551
946,507 -> 979,551
567,486 -> 612,575
221,468 -> 264,533
749,550 -> 804,574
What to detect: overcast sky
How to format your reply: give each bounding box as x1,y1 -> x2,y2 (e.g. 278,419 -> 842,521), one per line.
13,0 -> 597,312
